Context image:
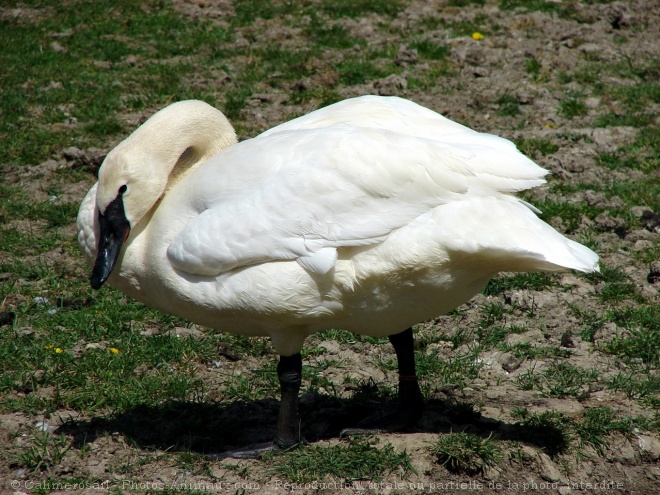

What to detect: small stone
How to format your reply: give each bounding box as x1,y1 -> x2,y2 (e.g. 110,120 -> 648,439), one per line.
164,327 -> 205,338
538,452 -> 562,482
578,43 -> 600,54
608,436 -> 637,463
87,459 -> 108,477
16,327 -> 36,336
63,146 -> 84,161
50,41 -> 67,53
638,434 -> 660,461
464,46 -> 486,66
13,468 -> 28,479
583,190 -> 607,207
35,421 -> 55,432
593,211 -> 620,231
504,329 -> 544,346
373,74 -> 407,96
44,81 -> 63,91
483,466 -> 501,481
499,353 -> 523,372
85,342 -> 107,351
140,326 -> 162,337
585,97 -> 600,108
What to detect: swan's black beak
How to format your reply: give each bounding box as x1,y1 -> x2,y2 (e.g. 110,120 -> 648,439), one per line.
90,194 -> 130,290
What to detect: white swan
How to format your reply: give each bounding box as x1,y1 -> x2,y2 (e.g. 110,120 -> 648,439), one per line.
77,95 -> 598,457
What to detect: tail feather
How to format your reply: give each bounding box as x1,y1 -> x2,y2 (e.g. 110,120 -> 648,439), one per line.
431,196 -> 600,274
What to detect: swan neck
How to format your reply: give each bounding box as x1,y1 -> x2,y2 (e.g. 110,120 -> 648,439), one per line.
160,111 -> 237,191
97,100 -> 238,230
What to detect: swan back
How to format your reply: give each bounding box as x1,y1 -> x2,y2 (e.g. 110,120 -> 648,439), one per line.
261,96 -> 549,193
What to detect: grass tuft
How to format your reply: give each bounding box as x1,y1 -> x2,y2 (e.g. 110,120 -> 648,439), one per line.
431,432 -> 501,474
265,435 -> 414,483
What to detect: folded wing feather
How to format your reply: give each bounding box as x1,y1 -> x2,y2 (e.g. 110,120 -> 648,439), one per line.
166,124 -> 547,277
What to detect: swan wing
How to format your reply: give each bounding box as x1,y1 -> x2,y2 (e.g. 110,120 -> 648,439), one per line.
166,123 -> 547,277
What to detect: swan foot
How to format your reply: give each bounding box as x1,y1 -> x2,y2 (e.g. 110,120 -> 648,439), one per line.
207,437 -> 307,460
207,441 -> 281,460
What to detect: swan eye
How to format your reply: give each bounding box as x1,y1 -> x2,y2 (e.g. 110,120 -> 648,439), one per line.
180,147 -> 193,160
118,184 -> 127,195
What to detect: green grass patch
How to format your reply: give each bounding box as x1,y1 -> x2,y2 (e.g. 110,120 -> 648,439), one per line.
0,0 -> 232,166
483,273 -> 558,296
477,325 -> 526,348
498,0 -> 580,18
411,39 -> 450,61
559,94 -> 588,119
265,435 -> 414,483
313,328 -> 387,346
515,137 -> 560,158
586,265 -> 644,304
574,407 -> 621,454
516,363 -> 599,399
416,350 -> 482,391
320,0 -> 409,19
608,371 -> 660,401
533,197 -> 601,233
336,59 -> 389,85
495,94 -> 520,117
0,287 -> 223,413
233,0 -> 292,25
600,306 -> 659,368
448,0 -> 485,5
223,86 -> 253,121
431,432 -> 501,474
305,20 -> 360,49
525,57 -> 542,76
8,430 -> 72,473
597,125 -> 660,173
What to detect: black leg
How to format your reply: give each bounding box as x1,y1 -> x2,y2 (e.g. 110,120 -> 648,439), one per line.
208,353 -> 303,459
274,353 -> 303,449
341,328 -> 424,437
388,328 -> 424,426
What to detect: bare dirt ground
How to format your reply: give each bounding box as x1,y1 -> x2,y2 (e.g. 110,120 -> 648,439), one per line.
2,1 -> 659,494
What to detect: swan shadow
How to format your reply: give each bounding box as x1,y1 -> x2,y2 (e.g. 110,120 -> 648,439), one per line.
56,391 -> 570,457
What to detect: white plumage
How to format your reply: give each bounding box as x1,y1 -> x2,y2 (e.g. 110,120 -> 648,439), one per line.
77,95 -> 598,455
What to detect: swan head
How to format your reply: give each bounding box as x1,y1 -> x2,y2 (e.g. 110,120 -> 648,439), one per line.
90,100 -> 238,289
